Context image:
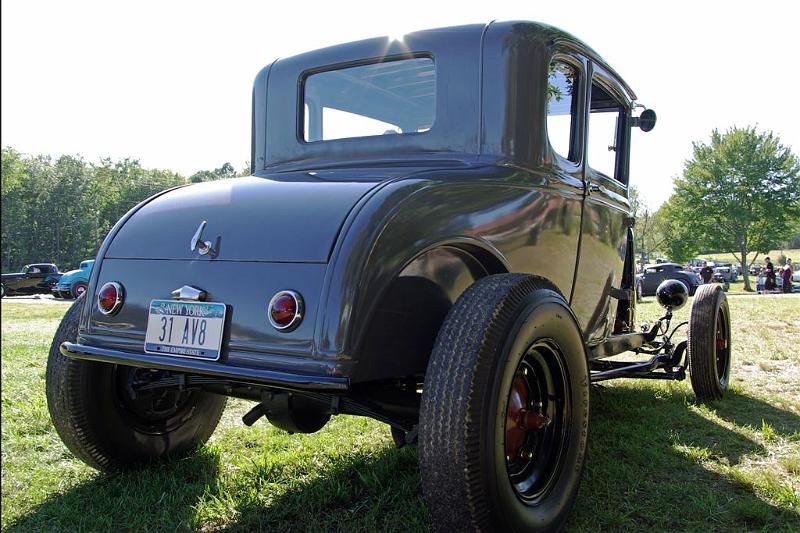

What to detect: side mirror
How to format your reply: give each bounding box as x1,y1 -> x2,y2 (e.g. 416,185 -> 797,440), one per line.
633,108 -> 657,132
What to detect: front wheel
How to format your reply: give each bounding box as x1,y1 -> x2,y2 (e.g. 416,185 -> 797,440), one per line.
419,274 -> 590,532
687,284 -> 732,401
46,296 -> 228,471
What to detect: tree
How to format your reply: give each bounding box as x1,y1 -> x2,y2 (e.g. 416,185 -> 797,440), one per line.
189,162 -> 238,183
659,196 -> 702,265
629,185 -> 669,269
0,149 -> 187,272
665,126 -> 800,291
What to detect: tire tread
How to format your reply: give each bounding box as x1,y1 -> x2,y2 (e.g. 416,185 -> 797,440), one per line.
687,284 -> 729,400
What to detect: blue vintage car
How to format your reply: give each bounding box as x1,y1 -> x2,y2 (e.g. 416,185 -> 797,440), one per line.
52,260 -> 94,299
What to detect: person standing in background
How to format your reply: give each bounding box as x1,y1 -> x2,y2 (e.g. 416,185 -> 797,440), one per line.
764,257 -> 777,291
700,261 -> 714,284
781,258 -> 793,293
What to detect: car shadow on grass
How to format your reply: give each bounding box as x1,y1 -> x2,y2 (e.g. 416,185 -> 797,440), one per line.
7,387 -> 799,532
5,448 -> 222,532
570,385 -> 800,531
213,443 -> 429,532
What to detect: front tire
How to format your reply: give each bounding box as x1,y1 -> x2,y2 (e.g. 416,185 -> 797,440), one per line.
687,284 -> 731,401
419,274 -> 590,532
46,296 -> 228,471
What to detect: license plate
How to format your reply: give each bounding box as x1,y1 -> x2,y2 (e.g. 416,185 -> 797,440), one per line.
144,300 -> 226,360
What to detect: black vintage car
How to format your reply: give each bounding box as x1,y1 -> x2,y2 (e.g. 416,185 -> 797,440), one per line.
47,22 -> 732,532
1,263 -> 62,297
637,262 -> 702,296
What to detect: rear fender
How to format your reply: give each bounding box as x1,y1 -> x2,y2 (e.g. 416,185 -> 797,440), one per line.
315,178 -> 511,373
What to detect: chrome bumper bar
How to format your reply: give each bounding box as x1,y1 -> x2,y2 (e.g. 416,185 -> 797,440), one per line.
60,342 -> 349,391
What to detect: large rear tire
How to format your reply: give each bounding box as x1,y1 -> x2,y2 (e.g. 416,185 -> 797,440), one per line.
419,274 -> 590,532
687,284 -> 731,401
46,296 -> 228,471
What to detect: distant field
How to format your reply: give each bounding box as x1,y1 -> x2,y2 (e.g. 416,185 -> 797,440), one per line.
2,297 -> 799,531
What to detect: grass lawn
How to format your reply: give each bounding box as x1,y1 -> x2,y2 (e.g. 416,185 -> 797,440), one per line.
2,296 -> 799,531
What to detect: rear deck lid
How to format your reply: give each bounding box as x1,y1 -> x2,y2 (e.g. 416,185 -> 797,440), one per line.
105,176 -> 378,262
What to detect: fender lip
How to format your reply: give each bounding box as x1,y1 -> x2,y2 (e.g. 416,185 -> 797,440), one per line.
59,341 -> 350,392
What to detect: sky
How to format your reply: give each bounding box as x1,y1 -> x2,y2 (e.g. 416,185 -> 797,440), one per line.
2,0 -> 798,210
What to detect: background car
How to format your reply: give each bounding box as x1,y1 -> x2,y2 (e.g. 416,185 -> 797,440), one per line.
637,262 -> 702,296
713,265 -> 737,283
757,275 -> 800,293
1,263 -> 62,297
52,260 -> 94,299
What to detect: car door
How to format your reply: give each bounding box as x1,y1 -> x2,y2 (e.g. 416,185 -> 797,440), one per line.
21,266 -> 46,293
571,64 -> 632,344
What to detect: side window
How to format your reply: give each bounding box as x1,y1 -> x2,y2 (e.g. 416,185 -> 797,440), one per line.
546,60 -> 579,162
588,77 -> 626,182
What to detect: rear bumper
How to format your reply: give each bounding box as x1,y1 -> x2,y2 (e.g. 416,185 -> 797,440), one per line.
60,341 -> 350,392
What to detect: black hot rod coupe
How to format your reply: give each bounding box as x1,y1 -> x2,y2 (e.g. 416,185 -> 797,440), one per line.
47,21 -> 732,532
2,263 -> 62,297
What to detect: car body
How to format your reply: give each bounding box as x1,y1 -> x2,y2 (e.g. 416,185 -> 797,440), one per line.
65,21 -> 648,380
713,264 -> 737,283
637,262 -> 701,296
49,22 -> 732,531
53,260 -> 95,299
1,263 -> 61,297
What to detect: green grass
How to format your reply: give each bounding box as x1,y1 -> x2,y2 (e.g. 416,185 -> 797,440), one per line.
2,296 -> 799,531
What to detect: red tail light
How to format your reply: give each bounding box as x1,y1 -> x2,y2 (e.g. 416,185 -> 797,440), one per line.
97,282 -> 124,315
268,290 -> 303,331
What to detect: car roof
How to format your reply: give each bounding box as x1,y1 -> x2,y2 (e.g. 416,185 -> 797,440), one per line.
646,262 -> 682,270
252,20 -> 636,173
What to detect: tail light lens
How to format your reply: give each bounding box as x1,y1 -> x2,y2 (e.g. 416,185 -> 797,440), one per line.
268,290 -> 303,331
97,282 -> 124,315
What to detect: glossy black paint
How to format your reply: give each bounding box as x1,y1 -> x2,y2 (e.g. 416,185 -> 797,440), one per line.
638,263 -> 700,296
2,263 -> 62,296
71,21 -> 644,388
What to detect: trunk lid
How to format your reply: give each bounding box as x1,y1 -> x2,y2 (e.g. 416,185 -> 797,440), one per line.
105,176 -> 380,262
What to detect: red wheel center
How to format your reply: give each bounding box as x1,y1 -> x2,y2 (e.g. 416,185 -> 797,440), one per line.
505,375 -> 550,460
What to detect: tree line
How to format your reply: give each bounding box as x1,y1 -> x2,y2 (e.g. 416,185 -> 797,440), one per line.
1,147 -> 246,272
3,126 -> 799,291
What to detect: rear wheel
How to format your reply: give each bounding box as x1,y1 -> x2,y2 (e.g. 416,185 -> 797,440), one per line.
46,296 -> 227,471
419,274 -> 589,532
687,284 -> 731,401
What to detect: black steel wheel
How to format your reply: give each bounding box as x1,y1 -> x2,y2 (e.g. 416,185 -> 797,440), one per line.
46,296 -> 227,471
687,283 -> 731,401
419,274 -> 590,532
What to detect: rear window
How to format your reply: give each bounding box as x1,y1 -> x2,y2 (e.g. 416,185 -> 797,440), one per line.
303,57 -> 436,142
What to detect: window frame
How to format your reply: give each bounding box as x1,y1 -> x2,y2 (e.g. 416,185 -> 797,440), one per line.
298,53 -> 437,144
545,54 -> 585,168
586,65 -> 631,187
